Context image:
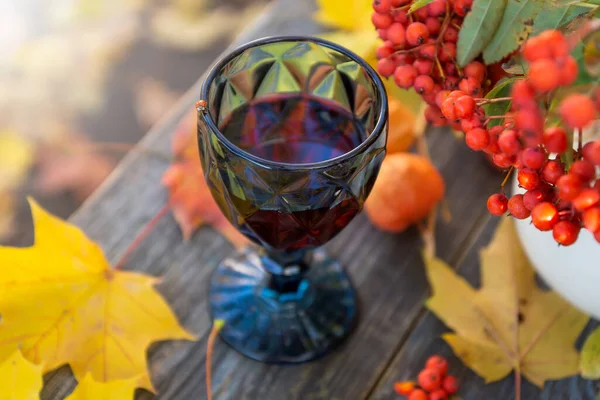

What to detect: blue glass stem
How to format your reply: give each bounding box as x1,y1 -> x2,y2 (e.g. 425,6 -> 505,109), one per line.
208,247 -> 357,364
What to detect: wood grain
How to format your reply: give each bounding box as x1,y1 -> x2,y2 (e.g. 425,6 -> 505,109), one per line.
39,0 -> 597,399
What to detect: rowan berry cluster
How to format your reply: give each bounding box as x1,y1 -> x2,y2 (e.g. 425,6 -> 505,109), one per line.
393,355 -> 459,400
439,29 -> 600,246
373,0 -> 492,129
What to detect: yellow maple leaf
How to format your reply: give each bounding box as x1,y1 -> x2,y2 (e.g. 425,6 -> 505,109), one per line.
66,373 -> 139,400
0,351 -> 43,400
424,218 -> 589,388
0,199 -> 195,391
314,0 -> 372,31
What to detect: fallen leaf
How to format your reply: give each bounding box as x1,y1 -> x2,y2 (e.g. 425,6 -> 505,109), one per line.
35,132 -> 116,202
65,373 -> 139,400
0,199 -> 195,390
134,78 -> 181,129
580,326 -> 600,379
425,218 -> 589,388
0,350 -> 43,400
314,0 -> 373,30
386,96 -> 417,154
161,115 -> 249,247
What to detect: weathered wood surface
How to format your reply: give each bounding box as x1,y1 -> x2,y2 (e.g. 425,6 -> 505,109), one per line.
41,0 -> 599,399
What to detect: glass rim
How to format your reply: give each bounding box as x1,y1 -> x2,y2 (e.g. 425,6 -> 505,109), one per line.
199,35 -> 388,171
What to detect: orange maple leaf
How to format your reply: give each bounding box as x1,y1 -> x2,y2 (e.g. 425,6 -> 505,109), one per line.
162,110 -> 249,247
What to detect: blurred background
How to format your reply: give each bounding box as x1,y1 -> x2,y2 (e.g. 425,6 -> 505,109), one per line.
0,0 -> 269,246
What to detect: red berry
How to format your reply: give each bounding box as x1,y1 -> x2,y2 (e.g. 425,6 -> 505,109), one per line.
464,61 -> 485,82
377,58 -> 396,77
378,28 -> 388,40
372,12 -> 393,29
453,0 -> 473,16
425,17 -> 442,35
521,147 -> 547,170
539,29 -> 569,59
583,207 -> 600,232
556,174 -> 583,201
493,153 -> 515,169
420,43 -> 437,59
414,59 -> 434,75
415,6 -> 429,21
516,109 -> 544,140
518,168 -> 541,190
443,76 -> 459,90
573,189 -> 600,211
461,115 -> 484,132
583,141 -> 600,166
394,65 -> 418,89
553,220 -> 580,246
466,128 -> 489,150
394,381 -> 416,396
406,22 -> 430,46
531,202 -> 559,231
444,27 -> 459,43
376,41 -> 394,60
438,42 -> 457,62
388,23 -> 407,47
425,355 -> 449,376
570,160 -> 596,183
508,194 -> 531,219
414,75 -> 435,94
498,129 -> 521,155
429,389 -> 448,400
409,389 -> 429,400
560,94 -> 597,129
523,189 -> 547,211
454,95 -> 476,119
543,127 -> 567,154
458,76 -> 480,96
595,230 -> 600,243
560,56 -> 578,85
391,9 -> 409,23
373,0 -> 391,13
528,59 -> 561,93
541,159 -> 564,184
441,100 -> 457,121
427,0 -> 446,17
425,105 -> 446,126
511,80 -> 537,109
418,368 -> 442,392
435,90 -> 451,108
522,36 -> 551,62
488,193 -> 508,215
442,375 -> 459,395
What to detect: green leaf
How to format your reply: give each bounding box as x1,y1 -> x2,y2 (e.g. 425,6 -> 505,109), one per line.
572,42 -> 599,85
482,77 -> 520,127
457,0 -> 508,66
532,4 -> 590,36
409,0 -> 435,13
482,0 -> 547,64
580,326 -> 600,379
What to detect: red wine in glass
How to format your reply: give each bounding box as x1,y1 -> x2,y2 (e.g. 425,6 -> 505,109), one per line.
218,94 -> 367,251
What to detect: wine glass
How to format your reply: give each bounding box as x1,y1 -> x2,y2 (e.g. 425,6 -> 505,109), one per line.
197,36 -> 388,363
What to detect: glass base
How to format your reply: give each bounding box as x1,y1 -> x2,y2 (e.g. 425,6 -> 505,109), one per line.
208,248 -> 357,364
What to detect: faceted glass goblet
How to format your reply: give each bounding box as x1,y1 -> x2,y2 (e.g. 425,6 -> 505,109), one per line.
198,36 -> 388,363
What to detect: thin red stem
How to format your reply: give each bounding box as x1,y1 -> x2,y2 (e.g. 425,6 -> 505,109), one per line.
515,369 -> 521,400
113,204 -> 170,270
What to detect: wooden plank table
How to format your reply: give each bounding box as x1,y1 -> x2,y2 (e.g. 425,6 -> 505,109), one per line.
41,0 -> 599,398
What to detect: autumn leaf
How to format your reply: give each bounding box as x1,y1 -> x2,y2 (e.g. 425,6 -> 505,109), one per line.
314,0 -> 373,30
0,199 -> 195,390
425,218 -> 589,388
65,374 -> 139,400
162,112 -> 249,247
0,351 -> 43,400
580,326 -> 600,379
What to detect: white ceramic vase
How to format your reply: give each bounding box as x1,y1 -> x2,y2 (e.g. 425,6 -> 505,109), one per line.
511,176 -> 600,319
